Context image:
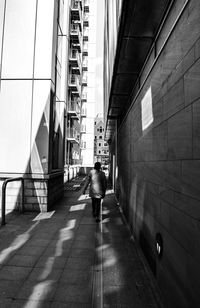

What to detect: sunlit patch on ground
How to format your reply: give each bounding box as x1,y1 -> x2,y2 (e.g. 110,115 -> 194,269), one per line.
33,211 -> 55,221
69,203 -> 86,212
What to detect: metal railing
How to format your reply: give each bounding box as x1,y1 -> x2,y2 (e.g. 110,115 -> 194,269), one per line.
1,177 -> 24,226
67,127 -> 80,140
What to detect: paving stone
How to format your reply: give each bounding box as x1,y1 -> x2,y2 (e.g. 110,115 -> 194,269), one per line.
7,255 -> 38,267
35,256 -> 67,269
69,247 -> 95,259
17,245 -> 46,257
0,280 -> 22,298
16,281 -> 57,301
50,302 -> 91,308
65,257 -> 93,270
10,299 -> 51,308
0,265 -> 32,281
71,239 -> 95,249
27,267 -> 63,282
54,283 -> 92,304
60,268 -> 93,285
0,298 -> 12,307
27,239 -> 51,247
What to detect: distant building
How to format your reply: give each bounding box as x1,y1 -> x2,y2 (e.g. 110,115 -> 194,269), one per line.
94,116 -> 109,165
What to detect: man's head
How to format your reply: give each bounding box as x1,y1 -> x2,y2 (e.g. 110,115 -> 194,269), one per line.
94,162 -> 101,171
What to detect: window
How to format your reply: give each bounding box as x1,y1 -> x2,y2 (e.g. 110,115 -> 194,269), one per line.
99,136 -> 102,139
99,150 -> 101,154
104,142 -> 107,146
99,143 -> 101,146
95,136 -> 97,139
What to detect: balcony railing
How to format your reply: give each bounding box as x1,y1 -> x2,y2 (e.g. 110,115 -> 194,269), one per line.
83,43 -> 88,56
82,75 -> 88,86
71,0 -> 81,20
80,125 -> 86,133
83,13 -> 89,27
82,59 -> 88,71
70,23 -> 82,44
84,0 -> 89,13
68,74 -> 81,95
68,99 -> 80,119
81,108 -> 87,117
67,127 -> 79,143
83,29 -> 89,42
69,48 -> 82,73
81,93 -> 87,101
80,141 -> 86,149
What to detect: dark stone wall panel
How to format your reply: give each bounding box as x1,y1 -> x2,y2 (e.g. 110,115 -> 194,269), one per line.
114,0 -> 200,306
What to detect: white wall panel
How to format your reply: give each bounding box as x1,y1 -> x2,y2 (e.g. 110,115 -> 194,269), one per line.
1,0 -> 36,78
34,0 -> 55,79
30,80 -> 52,173
0,80 -> 32,173
0,0 -> 5,66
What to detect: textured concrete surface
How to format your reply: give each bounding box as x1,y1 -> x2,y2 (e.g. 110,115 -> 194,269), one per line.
0,176 -> 163,307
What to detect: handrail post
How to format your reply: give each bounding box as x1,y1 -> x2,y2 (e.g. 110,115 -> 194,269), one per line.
1,177 -> 25,226
1,182 -> 6,226
20,178 -> 24,213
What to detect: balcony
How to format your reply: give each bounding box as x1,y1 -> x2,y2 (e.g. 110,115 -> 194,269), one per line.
81,93 -> 87,101
70,23 -> 82,44
80,124 -> 86,133
82,75 -> 87,86
71,0 -> 81,21
83,28 -> 89,42
69,48 -> 82,74
68,99 -> 80,120
66,127 -> 79,143
68,74 -> 81,96
83,43 -> 88,56
80,141 -> 86,149
82,59 -> 88,71
84,0 -> 89,13
83,13 -> 89,27
81,108 -> 87,117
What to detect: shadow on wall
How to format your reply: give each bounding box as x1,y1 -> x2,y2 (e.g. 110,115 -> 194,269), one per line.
0,88 -> 64,220
128,176 -> 157,276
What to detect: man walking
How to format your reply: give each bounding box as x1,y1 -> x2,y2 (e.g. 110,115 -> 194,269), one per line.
83,162 -> 107,222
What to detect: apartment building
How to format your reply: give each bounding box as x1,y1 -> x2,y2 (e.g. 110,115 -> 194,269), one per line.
0,0 -> 96,211
65,0 -> 90,180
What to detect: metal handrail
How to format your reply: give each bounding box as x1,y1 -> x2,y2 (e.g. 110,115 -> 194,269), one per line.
1,177 -> 24,226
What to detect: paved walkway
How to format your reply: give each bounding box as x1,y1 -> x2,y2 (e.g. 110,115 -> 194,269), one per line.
0,176 -> 164,307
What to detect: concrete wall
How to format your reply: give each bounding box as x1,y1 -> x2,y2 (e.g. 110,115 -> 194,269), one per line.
115,0 -> 200,306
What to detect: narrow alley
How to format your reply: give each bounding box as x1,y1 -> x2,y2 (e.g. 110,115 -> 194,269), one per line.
0,176 -> 163,308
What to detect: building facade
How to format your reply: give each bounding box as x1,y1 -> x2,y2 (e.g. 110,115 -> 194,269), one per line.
0,0 -> 97,212
104,0 -> 200,307
94,116 -> 109,164
0,0 -> 70,212
65,0 -> 91,180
